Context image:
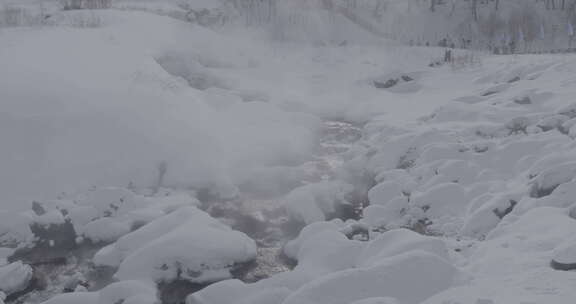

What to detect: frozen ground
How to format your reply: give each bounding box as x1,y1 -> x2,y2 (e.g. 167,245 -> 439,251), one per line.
2,2 -> 576,304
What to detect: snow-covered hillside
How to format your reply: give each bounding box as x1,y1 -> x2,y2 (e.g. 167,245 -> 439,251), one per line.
2,1 -> 576,304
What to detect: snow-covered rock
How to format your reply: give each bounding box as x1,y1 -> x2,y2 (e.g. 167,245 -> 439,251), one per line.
460,193 -> 520,239
356,229 -> 449,267
411,183 -> 468,220
282,251 -> 458,304
569,204 -> 576,220
284,220 -> 344,260
551,238 -> 576,271
283,182 -> 354,224
98,280 -> 157,304
530,162 -> 576,198
80,217 -> 132,243
367,181 -> 404,206
349,298 -> 399,304
40,292 -> 99,304
101,206 -> 257,283
0,261 -> 33,296
294,230 -> 364,275
0,211 -> 32,245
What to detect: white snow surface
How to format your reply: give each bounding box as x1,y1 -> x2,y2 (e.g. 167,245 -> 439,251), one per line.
0,262 -> 33,297
3,2 -> 576,304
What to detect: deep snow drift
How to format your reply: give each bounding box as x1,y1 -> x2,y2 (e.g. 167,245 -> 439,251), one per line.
2,2 -> 576,304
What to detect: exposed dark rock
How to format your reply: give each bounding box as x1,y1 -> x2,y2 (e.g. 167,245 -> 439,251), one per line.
551,241 -> 576,271
374,79 -> 398,89
31,202 -> 46,216
492,200 -> 518,219
529,183 -> 559,198
374,75 -> 415,89
401,75 -> 414,82
569,204 -> 576,220
513,96 -> 532,105
157,280 -> 206,304
558,103 -> 576,119
506,117 -> 530,135
550,259 -> 576,271
28,220 -> 77,251
481,90 -> 498,97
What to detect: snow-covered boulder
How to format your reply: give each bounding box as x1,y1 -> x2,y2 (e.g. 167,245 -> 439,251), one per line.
367,181 -> 403,206
282,251 -> 458,304
361,197 -> 407,228
295,230 -> 364,275
460,194 -> 520,239
235,287 -> 292,304
349,298 -> 399,304
569,204 -> 576,220
40,292 -> 99,304
76,187 -> 140,218
0,249 -> 13,267
80,217 -> 132,243
0,211 -> 32,245
537,115 -> 568,132
551,238 -> 576,271
98,280 -> 157,304
0,261 -> 33,297
283,182 -> 354,224
557,102 -> 576,119
529,162 -> 576,198
284,220 -> 344,260
40,279 -> 156,304
411,183 -> 468,220
95,206 -> 257,284
115,222 -> 256,283
356,229 -> 449,267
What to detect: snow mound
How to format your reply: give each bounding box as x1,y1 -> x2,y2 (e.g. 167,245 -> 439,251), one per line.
551,238 -> 576,271
96,206 -> 256,283
24,188 -> 199,246
0,261 -> 33,297
349,298 -> 399,304
281,251 -> 458,304
283,182 -> 354,224
40,280 -> 156,304
356,229 -> 449,267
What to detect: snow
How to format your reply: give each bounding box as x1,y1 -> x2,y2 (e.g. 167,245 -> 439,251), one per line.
114,219 -> 256,283
40,292 -> 99,304
98,280 -> 157,304
367,181 -> 403,207
0,261 -> 33,297
4,2 -> 576,304
283,182 -> 353,224
349,298 -> 399,304
281,251 -> 459,304
80,217 -> 132,243
94,205 -> 257,283
551,238 -> 576,266
356,229 -> 449,267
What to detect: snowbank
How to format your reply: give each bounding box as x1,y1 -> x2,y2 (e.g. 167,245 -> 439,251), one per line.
282,251 -> 458,304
